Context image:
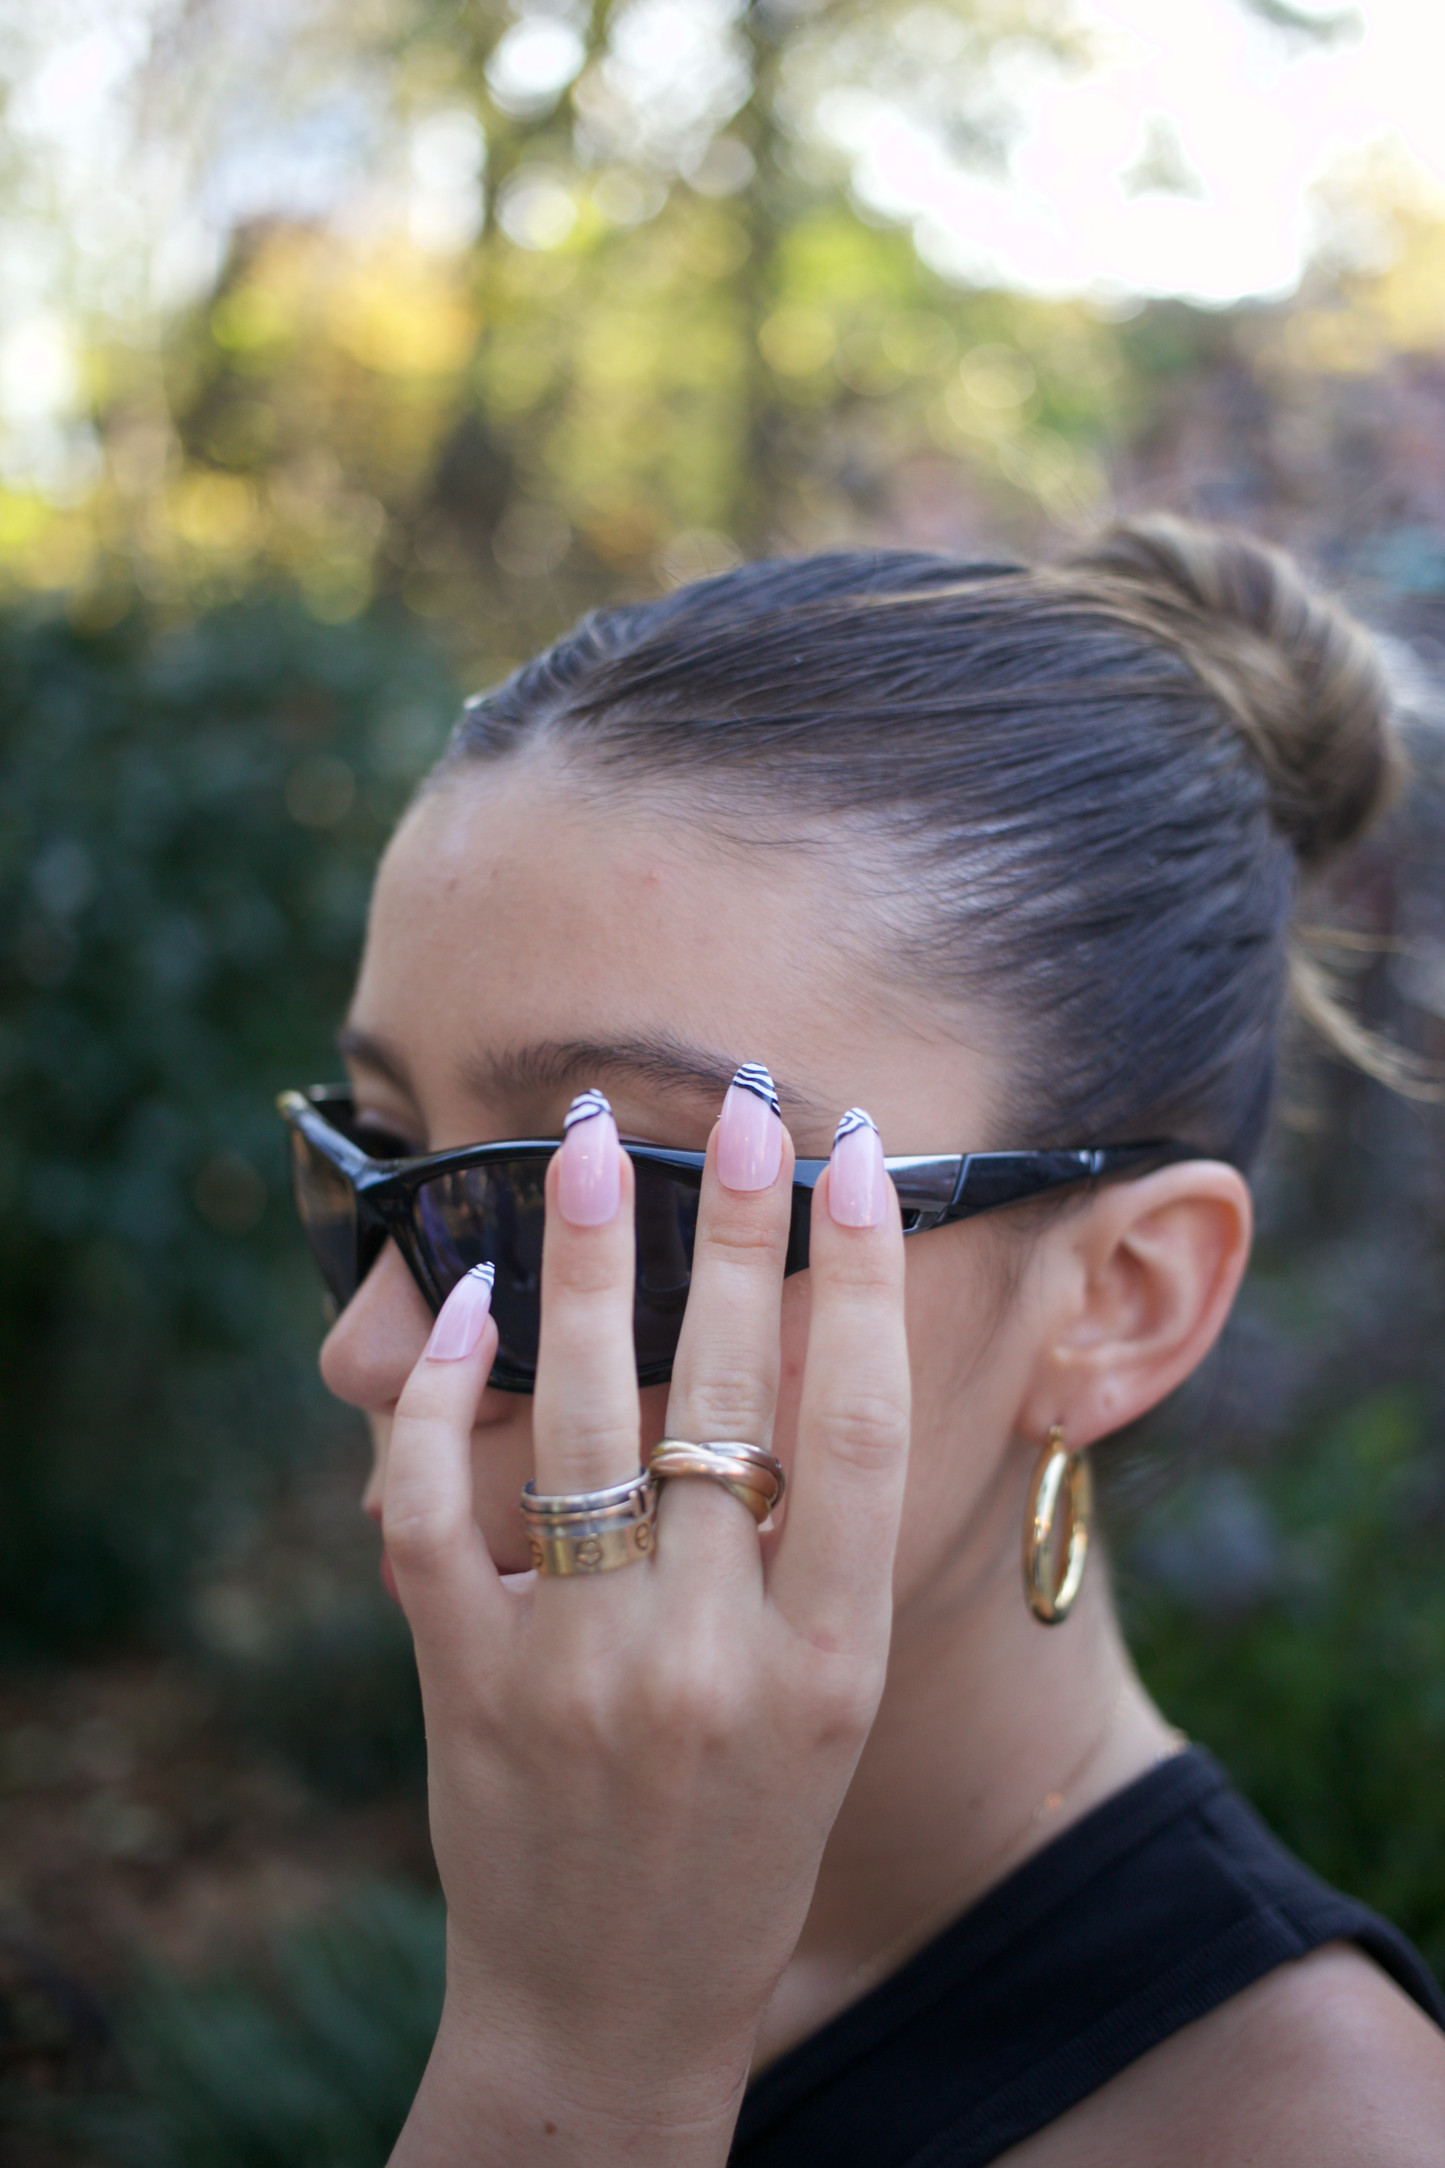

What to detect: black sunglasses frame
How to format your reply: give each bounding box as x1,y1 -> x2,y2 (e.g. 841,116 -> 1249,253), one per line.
278,1086 -> 1202,1393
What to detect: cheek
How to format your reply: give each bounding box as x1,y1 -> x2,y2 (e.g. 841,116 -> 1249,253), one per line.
890,1231 -> 1030,1593
361,1412 -> 391,1521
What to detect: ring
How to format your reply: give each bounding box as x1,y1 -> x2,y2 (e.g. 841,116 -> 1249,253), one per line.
524,1518 -> 656,1575
648,1440 -> 786,1526
520,1472 -> 654,1524
518,1470 -> 658,1575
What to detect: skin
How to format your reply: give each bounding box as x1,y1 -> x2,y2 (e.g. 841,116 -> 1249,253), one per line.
320,754 -> 1445,2165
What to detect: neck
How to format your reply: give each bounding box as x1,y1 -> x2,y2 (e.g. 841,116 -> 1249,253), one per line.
752,1499 -> 1181,2069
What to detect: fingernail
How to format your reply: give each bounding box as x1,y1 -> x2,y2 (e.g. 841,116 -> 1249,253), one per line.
426,1261 -> 495,1361
558,1089 -> 622,1226
829,1108 -> 886,1228
718,1063 -> 783,1192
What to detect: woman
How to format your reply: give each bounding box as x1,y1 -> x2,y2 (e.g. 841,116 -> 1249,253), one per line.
283,518 -> 1445,2163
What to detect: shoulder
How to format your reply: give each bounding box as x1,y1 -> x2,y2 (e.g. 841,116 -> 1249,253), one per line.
1001,1941 -> 1445,2168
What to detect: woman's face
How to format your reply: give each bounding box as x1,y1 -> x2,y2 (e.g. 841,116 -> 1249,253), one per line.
321,758 -> 1042,1614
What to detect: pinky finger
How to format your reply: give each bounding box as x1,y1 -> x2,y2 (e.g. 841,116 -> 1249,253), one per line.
384,1266 -> 510,1673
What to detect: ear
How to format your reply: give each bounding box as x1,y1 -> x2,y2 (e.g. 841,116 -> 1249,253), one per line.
1015,1162 -> 1253,1449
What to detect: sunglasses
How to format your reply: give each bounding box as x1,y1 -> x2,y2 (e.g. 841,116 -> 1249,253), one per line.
277,1086 -> 1202,1394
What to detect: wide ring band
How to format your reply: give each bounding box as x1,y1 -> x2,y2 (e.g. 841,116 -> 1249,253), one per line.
648,1440 -> 786,1525
519,1469 -> 658,1574
525,1517 -> 656,1575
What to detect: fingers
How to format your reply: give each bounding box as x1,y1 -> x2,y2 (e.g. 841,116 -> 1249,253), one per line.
666,1065 -> 792,1450
384,1264 -> 509,1659
659,1064 -> 794,1577
531,1092 -> 643,1497
768,1110 -> 911,1651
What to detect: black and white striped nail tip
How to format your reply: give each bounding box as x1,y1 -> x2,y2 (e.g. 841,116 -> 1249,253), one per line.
564,1088 -> 612,1131
731,1063 -> 781,1117
465,1260 -> 496,1291
833,1107 -> 878,1146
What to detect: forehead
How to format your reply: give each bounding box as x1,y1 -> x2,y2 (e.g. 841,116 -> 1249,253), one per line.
348,758 -> 999,1148
359,764 -> 862,1051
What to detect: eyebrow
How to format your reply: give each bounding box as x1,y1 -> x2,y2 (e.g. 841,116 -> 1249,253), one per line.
463,1032 -> 829,1120
336,1025 -> 415,1097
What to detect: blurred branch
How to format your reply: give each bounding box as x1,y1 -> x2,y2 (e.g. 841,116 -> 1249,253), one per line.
1236,0 -> 1362,44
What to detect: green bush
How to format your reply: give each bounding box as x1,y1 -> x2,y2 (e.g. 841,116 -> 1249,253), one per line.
1125,1385 -> 1445,1979
0,595 -> 461,1655
21,1883 -> 445,2168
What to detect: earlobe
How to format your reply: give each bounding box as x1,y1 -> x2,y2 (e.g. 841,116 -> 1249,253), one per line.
1018,1162 -> 1253,1451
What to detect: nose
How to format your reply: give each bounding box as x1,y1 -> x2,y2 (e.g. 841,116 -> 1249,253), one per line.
319,1239 -> 433,1414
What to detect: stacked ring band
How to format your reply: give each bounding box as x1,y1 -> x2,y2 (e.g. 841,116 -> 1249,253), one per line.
647,1440 -> 786,1525
519,1471 -> 657,1575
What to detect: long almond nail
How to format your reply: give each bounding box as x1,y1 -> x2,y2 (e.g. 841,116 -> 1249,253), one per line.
558,1089 -> 622,1226
426,1261 -> 495,1361
829,1108 -> 886,1228
717,1063 -> 783,1192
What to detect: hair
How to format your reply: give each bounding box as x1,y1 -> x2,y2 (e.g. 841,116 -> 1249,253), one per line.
438,516 -> 1405,1171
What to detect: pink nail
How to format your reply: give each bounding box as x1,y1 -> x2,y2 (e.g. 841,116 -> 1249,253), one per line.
426,1262 -> 495,1361
557,1089 -> 622,1226
829,1108 -> 886,1228
717,1063 -> 783,1192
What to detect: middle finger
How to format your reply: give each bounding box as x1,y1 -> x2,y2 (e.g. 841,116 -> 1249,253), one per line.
531,1089 -> 642,1500
661,1063 -> 794,1497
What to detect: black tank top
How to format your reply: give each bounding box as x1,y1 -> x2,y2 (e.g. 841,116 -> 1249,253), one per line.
731,1747 -> 1445,2166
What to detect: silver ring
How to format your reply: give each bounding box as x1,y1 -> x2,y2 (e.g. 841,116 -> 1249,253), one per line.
520,1472 -> 654,1524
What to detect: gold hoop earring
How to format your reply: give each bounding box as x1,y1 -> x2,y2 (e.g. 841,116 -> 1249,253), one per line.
1023,1426 -> 1093,1625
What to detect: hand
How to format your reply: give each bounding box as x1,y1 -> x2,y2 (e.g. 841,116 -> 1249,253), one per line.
382,1089 -> 910,2166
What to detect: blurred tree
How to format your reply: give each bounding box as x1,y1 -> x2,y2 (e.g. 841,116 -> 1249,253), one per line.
0,596 -> 459,1652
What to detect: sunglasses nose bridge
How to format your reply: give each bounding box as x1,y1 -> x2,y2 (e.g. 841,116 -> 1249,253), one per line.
358,1183 -> 437,1304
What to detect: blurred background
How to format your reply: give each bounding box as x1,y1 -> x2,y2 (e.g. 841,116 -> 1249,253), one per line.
3,0 -> 1444,2156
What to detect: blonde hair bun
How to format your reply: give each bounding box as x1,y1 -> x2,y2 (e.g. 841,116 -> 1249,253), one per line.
1061,516 -> 1401,869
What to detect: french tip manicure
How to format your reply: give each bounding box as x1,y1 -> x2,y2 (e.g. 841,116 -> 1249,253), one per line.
564,1087 -> 613,1129
558,1085 -> 622,1225
719,1061 -> 783,1190
731,1062 -> 781,1117
829,1106 -> 886,1228
425,1259 -> 495,1360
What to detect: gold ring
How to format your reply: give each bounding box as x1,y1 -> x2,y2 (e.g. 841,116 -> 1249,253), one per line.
525,1517 -> 656,1576
648,1440 -> 786,1525
518,1470 -> 658,1574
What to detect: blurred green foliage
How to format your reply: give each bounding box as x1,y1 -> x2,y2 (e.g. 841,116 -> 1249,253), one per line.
1125,1385 -> 1445,1981
0,596 -> 459,1655
2,2 -> 1445,2153
28,1885 -> 445,2168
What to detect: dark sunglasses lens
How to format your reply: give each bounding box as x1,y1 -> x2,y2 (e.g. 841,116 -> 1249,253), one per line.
288,1127 -> 369,1309
632,1158 -> 701,1380
411,1154 -> 704,1390
413,1158 -> 548,1381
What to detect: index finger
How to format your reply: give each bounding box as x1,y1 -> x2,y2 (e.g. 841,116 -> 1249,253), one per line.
385,1269 -> 510,1669
767,1111 -> 911,1650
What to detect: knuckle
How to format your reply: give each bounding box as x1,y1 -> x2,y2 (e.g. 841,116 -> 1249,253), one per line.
814,1389 -> 910,1470
547,1243 -> 632,1302
700,1207 -> 788,1265
816,1667 -> 883,1745
793,1639 -> 886,1741
670,1373 -> 775,1447
540,1409 -> 640,1475
383,1498 -> 468,1565
640,1646 -> 747,1746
